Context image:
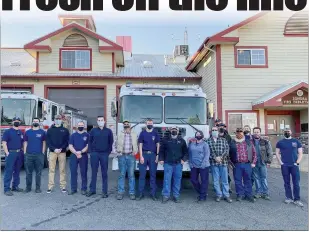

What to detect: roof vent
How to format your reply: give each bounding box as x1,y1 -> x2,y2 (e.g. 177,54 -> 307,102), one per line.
142,61 -> 153,68
10,62 -> 21,67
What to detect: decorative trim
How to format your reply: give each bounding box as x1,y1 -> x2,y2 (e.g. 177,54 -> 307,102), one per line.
216,45 -> 222,119
36,52 -> 39,73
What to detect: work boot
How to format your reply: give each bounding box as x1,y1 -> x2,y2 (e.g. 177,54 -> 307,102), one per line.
129,194 -> 136,200
117,193 -> 124,200
12,187 -> 23,192
246,196 -> 256,203
86,192 -> 96,197
35,189 -> 42,193
81,190 -> 87,195
173,197 -> 181,203
162,196 -> 169,204
151,194 -> 158,201
4,191 -> 13,196
136,194 -> 144,201
236,196 -> 245,202
196,197 -> 206,203
24,189 -> 31,193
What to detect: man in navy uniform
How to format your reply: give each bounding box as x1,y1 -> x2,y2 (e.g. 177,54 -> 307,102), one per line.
2,116 -> 25,196
68,121 -> 89,195
24,117 -> 46,193
137,118 -> 161,201
87,116 -> 114,198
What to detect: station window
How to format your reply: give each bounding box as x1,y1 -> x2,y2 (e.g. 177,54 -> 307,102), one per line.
227,112 -> 258,134
60,49 -> 91,70
235,46 -> 268,68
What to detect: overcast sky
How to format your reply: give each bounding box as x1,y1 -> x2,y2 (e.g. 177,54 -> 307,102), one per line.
1,1 -> 262,54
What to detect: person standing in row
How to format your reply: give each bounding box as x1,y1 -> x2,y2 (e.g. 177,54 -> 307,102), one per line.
46,114 -> 70,193
252,127 -> 273,200
159,127 -> 188,203
2,116 -> 24,196
137,119 -> 160,201
116,120 -> 138,200
24,118 -> 46,193
68,121 -> 89,195
230,128 -> 257,203
188,131 -> 210,203
208,127 -> 232,203
87,116 -> 114,198
276,128 -> 304,207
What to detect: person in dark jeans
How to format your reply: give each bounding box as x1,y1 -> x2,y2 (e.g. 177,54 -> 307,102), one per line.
159,126 -> 188,203
137,118 -> 160,201
230,128 -> 257,203
87,116 -> 114,198
2,116 -> 25,196
276,128 -> 304,207
24,117 -> 46,193
189,131 -> 210,203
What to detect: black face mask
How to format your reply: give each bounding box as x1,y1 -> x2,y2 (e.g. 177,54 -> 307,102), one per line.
33,123 -> 39,127
244,131 -> 250,135
147,125 -> 153,130
78,127 -> 84,132
195,136 -> 203,141
124,125 -> 130,129
219,128 -> 225,133
13,122 -> 20,127
171,131 -> 178,136
284,132 -> 291,138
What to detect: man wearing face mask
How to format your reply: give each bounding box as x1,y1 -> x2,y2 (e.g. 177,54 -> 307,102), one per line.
159,126 -> 188,203
68,121 -> 89,195
137,118 -> 160,201
276,128 -> 304,207
46,115 -> 70,194
116,120 -> 138,200
2,116 -> 25,196
251,127 -> 272,200
24,118 -> 46,193
87,116 -> 114,198
243,125 -> 252,141
207,127 -> 232,203
230,128 -> 257,203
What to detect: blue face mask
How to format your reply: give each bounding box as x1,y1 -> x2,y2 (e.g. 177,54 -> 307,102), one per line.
212,131 -> 219,138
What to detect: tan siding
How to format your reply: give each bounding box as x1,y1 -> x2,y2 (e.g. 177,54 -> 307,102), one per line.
2,78 -> 199,127
221,12 -> 308,122
223,30 -> 239,38
39,29 -> 113,73
196,52 -> 217,115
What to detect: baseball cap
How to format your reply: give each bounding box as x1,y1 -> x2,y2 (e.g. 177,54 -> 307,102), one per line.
170,126 -> 179,131
123,120 -> 130,124
12,116 -> 21,121
215,119 -> 222,123
218,123 -> 226,127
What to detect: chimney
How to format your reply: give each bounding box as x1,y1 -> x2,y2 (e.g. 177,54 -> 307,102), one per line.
116,36 -> 132,60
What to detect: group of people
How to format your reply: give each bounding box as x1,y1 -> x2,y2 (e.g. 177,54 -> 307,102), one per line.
2,115 -> 304,207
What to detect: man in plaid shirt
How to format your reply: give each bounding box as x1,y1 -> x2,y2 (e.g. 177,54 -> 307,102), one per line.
230,128 -> 257,203
207,126 -> 232,203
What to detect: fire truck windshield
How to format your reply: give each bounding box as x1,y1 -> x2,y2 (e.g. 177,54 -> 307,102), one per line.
120,95 -> 163,123
1,99 -> 36,126
164,96 -> 207,125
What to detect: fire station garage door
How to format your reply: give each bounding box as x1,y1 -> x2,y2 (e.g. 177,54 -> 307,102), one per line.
47,88 -> 105,127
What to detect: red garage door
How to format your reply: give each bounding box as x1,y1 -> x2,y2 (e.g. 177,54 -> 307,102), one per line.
46,87 -> 105,128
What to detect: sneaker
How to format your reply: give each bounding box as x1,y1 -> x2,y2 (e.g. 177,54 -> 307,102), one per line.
68,190 -> 77,195
86,192 -> 96,197
215,196 -> 221,202
162,196 -> 169,204
254,194 -> 262,199
117,193 -> 124,200
35,189 -> 42,193
136,194 -> 144,201
129,194 -> 136,200
24,189 -> 31,193
196,197 -> 206,203
47,189 -> 52,194
224,197 -> 233,203
173,197 -> 181,203
4,191 -> 13,196
261,194 -> 270,200
102,193 -> 108,198
12,187 -> 23,192
246,196 -> 256,203
81,190 -> 87,195
294,200 -> 304,207
62,189 -> 67,193
284,198 -> 294,204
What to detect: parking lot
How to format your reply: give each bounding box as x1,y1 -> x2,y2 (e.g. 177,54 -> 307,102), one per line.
1,158 -> 308,231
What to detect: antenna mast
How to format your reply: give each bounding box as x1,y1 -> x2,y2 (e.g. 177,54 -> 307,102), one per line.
184,27 -> 188,45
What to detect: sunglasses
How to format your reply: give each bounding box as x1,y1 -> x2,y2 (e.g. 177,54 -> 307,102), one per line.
236,130 -> 243,133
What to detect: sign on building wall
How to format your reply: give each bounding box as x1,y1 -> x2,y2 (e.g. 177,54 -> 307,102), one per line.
282,89 -> 308,105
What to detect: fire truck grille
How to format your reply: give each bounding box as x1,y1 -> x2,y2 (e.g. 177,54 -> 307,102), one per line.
141,127 -> 186,142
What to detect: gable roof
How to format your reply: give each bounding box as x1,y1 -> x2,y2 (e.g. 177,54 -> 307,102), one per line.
1,49 -> 200,79
186,12 -> 268,71
252,80 -> 308,108
24,22 -> 123,51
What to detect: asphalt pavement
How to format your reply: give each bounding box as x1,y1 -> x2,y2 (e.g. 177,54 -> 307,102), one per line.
1,158 -> 308,231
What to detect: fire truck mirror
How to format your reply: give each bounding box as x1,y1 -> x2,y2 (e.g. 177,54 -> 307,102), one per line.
111,101 -> 117,117
208,102 -> 214,119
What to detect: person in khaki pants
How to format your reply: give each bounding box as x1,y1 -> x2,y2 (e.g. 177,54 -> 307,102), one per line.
46,114 -> 70,193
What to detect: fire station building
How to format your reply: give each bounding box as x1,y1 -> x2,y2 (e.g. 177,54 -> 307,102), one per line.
186,11 -> 308,136
1,15 -> 200,130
